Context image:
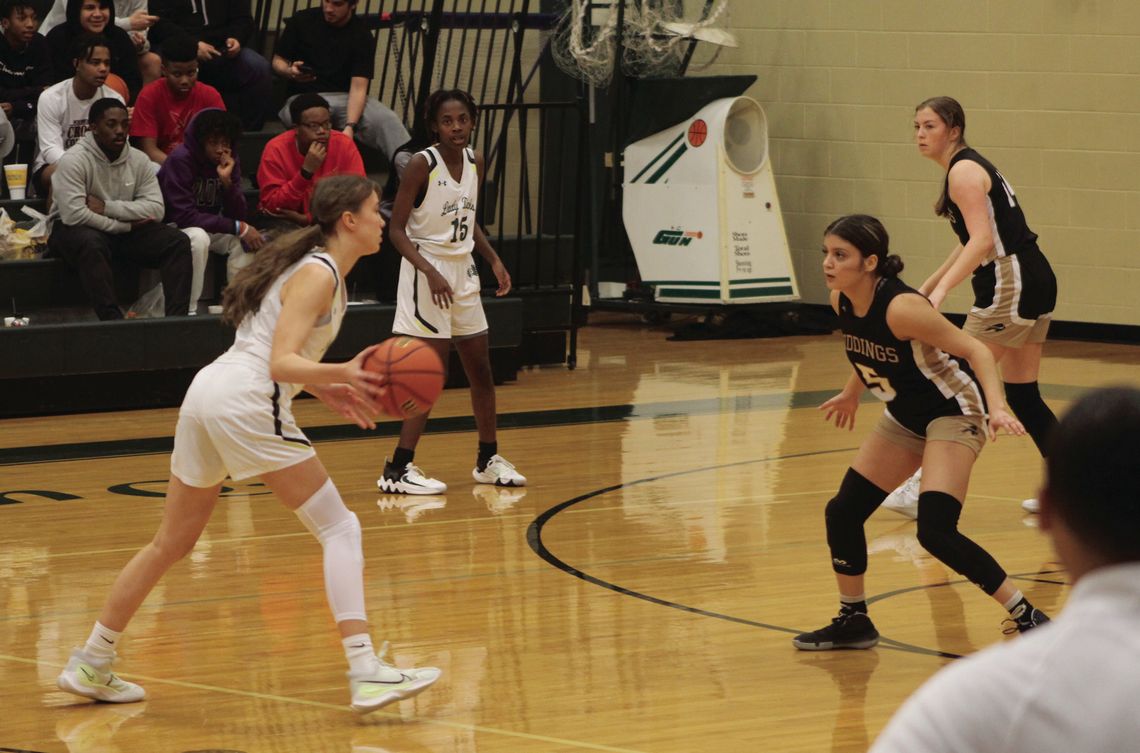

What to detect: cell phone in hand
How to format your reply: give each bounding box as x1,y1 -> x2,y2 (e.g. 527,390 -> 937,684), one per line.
297,64 -> 315,76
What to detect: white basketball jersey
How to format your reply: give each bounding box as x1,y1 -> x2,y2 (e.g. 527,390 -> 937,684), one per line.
219,250 -> 346,399
406,146 -> 478,259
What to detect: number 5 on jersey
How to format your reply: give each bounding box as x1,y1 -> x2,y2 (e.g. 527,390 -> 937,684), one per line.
855,362 -> 897,400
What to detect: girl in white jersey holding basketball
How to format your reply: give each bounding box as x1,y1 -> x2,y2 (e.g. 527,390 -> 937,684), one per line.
378,89 -> 526,495
56,175 -> 441,714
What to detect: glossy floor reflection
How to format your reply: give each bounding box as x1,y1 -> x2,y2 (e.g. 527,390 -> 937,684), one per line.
3,315 -> 1133,752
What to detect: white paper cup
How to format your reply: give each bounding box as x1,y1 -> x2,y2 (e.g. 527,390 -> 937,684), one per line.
4,163 -> 28,200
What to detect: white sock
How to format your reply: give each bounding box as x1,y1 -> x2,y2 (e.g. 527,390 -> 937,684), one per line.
295,478 -> 368,623
1003,590 -> 1025,612
83,621 -> 121,662
343,634 -> 376,674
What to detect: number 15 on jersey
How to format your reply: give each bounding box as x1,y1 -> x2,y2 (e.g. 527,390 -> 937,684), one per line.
450,216 -> 469,243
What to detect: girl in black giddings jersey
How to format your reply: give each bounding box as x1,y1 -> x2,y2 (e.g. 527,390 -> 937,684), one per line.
377,89 -> 526,495
885,97 -> 1059,517
792,215 -> 1050,651
55,175 -> 441,713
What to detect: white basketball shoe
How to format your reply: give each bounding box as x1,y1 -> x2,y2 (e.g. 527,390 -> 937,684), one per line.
472,454 -> 527,487
881,470 -> 921,519
378,460 -> 447,495
57,649 -> 146,703
348,642 -> 441,714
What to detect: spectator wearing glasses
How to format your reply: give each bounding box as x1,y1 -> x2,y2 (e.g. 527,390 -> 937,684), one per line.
256,92 -> 364,228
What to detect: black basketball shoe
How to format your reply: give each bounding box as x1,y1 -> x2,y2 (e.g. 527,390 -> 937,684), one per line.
793,610 -> 880,651
1002,603 -> 1051,635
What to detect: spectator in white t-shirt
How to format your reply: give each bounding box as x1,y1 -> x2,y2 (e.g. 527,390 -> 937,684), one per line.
33,34 -> 123,202
870,385 -> 1140,753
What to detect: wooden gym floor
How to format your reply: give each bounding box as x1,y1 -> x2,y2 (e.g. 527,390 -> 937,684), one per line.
2,314 -> 1137,753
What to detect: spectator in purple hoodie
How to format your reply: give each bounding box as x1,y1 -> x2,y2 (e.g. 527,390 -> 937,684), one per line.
157,108 -> 263,313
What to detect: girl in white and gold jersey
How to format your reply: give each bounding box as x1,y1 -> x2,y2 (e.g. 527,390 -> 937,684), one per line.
56,176 -> 441,714
380,88 -> 527,495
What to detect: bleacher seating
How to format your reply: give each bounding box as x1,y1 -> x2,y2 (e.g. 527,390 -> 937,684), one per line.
0,2 -> 576,416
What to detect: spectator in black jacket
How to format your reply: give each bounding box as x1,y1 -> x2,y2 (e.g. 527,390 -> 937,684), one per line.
148,0 -> 270,131
272,0 -> 409,161
0,0 -> 53,139
44,0 -> 141,100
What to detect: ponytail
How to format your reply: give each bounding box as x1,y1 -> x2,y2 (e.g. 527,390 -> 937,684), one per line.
222,225 -> 322,327
222,175 -> 382,327
879,254 -> 905,279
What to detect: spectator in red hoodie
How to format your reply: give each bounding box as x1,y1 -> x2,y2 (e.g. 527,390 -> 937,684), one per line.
147,0 -> 271,131
130,34 -> 224,166
257,92 -> 364,227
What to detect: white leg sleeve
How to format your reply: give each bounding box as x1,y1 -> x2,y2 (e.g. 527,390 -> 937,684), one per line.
294,478 -> 367,623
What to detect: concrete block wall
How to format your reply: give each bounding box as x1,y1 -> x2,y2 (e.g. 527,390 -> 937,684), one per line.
697,0 -> 1140,325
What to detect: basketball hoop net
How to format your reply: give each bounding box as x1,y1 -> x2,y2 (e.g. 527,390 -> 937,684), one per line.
551,0 -> 735,88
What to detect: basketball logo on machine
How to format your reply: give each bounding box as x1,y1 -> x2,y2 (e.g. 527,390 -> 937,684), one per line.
688,119 -> 707,147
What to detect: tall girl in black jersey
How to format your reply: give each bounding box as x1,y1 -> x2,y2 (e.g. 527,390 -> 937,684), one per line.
911,96 -> 1059,515
793,215 -> 1049,651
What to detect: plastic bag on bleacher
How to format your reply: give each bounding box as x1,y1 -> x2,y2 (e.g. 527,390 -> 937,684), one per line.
0,206 -> 49,260
21,205 -> 51,239
128,271 -> 166,318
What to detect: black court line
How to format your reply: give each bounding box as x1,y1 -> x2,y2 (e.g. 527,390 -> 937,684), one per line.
0,381 -> 1087,467
528,460 -> 1072,659
525,448 -> 1000,660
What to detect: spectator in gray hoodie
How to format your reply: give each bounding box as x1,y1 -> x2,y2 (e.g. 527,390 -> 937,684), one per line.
48,96 -> 191,320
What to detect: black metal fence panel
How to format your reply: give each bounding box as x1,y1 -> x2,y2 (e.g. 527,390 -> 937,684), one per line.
252,0 -> 582,360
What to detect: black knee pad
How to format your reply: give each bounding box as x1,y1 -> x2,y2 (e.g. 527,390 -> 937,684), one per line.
916,491 -> 1006,595
1004,381 -> 1058,456
825,469 -> 888,576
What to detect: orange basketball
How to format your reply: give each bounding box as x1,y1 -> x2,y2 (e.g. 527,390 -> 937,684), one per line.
104,73 -> 130,102
364,336 -> 445,418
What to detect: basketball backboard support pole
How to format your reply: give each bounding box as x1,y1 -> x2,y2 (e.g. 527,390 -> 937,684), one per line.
576,0 -> 748,311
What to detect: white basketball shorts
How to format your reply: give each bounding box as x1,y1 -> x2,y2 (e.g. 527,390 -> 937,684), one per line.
171,360 -> 316,487
392,251 -> 488,340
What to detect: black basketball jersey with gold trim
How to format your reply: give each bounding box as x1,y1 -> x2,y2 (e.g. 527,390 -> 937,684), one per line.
839,277 -> 986,436
942,148 -> 1057,318
943,148 -> 1038,259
